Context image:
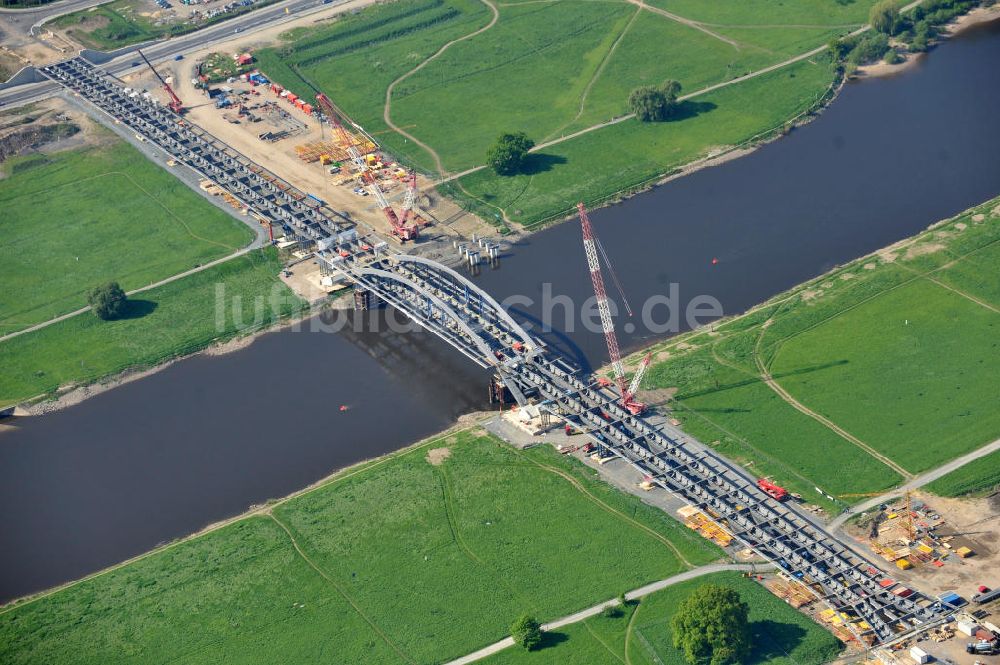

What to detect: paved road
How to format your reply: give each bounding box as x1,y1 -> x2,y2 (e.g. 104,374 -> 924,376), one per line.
0,0 -> 353,106
443,563 -> 770,665
828,436 -> 1000,531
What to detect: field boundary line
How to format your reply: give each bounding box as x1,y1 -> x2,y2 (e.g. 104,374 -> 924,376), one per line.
383,0 -> 500,176
435,463 -> 542,611
752,315 -> 915,479
0,425 -> 475,614
443,563 -> 764,665
0,246 -> 260,343
628,0 -> 739,48
542,3 -> 642,143
509,447 -> 693,567
583,618 -> 627,663
829,435 -> 1000,530
269,512 -> 416,664
922,274 -> 1000,314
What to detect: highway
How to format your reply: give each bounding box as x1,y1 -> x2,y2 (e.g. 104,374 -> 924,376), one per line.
0,0 -> 355,107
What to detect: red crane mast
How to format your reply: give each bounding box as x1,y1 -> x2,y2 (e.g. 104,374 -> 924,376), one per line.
577,202 -> 645,415
315,93 -> 418,242
137,49 -> 183,114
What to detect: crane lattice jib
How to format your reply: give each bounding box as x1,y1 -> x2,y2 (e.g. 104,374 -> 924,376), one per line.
578,203 -> 626,395
627,353 -> 652,400
316,93 -> 400,226
401,171 -> 417,224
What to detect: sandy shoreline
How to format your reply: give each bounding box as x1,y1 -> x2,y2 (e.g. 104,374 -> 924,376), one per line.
857,4 -> 1000,78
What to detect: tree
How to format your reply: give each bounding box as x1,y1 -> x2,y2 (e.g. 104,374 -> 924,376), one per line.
884,48 -> 902,65
671,584 -> 751,665
628,80 -> 682,122
870,0 -> 899,35
510,614 -> 542,650
88,281 -> 128,320
486,131 -> 535,176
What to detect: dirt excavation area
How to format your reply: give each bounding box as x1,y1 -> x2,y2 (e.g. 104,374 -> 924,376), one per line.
114,21 -> 495,249
0,97 -> 112,164
845,490 -> 1000,600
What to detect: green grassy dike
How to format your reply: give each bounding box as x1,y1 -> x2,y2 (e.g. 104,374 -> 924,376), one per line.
0,428 -> 724,664
0,247 -> 304,406
631,196 -> 1000,508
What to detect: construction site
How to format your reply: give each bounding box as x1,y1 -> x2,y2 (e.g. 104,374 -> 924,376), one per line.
6,1 -> 998,661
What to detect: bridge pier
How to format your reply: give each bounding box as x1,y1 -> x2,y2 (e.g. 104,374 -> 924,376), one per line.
353,288 -> 384,311
488,375 -> 513,406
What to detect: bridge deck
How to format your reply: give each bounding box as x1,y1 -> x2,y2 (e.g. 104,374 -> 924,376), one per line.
42,55 -> 948,648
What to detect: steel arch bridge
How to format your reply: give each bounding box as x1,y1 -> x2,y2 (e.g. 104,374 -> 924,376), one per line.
319,236 -> 947,647
38,55 -> 947,648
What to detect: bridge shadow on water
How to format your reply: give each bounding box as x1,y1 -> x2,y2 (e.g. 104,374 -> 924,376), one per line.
505,306 -> 593,374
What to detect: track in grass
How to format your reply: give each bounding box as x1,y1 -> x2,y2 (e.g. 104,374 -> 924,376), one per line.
0,139 -> 252,333
0,429 -> 719,663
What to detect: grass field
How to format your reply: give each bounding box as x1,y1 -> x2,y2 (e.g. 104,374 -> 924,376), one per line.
255,0 -> 874,226
925,449 -> 1000,497
633,196 -> 1000,507
0,139 -> 252,333
482,571 -> 842,665
450,55 -> 837,227
0,429 -> 721,664
0,247 -> 302,406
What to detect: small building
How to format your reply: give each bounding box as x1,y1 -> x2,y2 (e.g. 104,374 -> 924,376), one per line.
235,53 -> 253,66
909,646 -> 930,664
957,620 -> 978,637
938,591 -> 965,608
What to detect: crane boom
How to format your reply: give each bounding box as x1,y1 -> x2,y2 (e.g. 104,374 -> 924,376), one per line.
137,49 -> 182,114
401,171 -> 417,224
578,203 -> 645,415
626,353 -> 651,401
315,93 -> 417,241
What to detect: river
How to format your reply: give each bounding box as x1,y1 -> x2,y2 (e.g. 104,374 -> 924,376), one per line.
1,19 -> 998,603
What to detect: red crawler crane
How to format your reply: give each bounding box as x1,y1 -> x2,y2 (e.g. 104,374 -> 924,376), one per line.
137,49 -> 183,114
315,93 -> 419,242
577,202 -> 648,415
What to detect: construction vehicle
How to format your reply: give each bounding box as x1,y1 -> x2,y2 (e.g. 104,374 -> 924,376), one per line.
315,93 -> 419,242
577,202 -> 647,415
966,641 -> 998,655
137,49 -> 183,114
758,478 -> 788,501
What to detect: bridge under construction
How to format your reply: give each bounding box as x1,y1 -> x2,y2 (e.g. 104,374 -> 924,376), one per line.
41,54 -> 949,648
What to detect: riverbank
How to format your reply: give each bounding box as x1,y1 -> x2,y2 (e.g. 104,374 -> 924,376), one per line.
0,247 -> 308,411
857,3 -> 1000,78
0,426 -> 722,663
630,194 -> 1000,511
10,290 -> 359,416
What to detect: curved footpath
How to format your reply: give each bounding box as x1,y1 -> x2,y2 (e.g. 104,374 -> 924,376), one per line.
443,562 -> 770,665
